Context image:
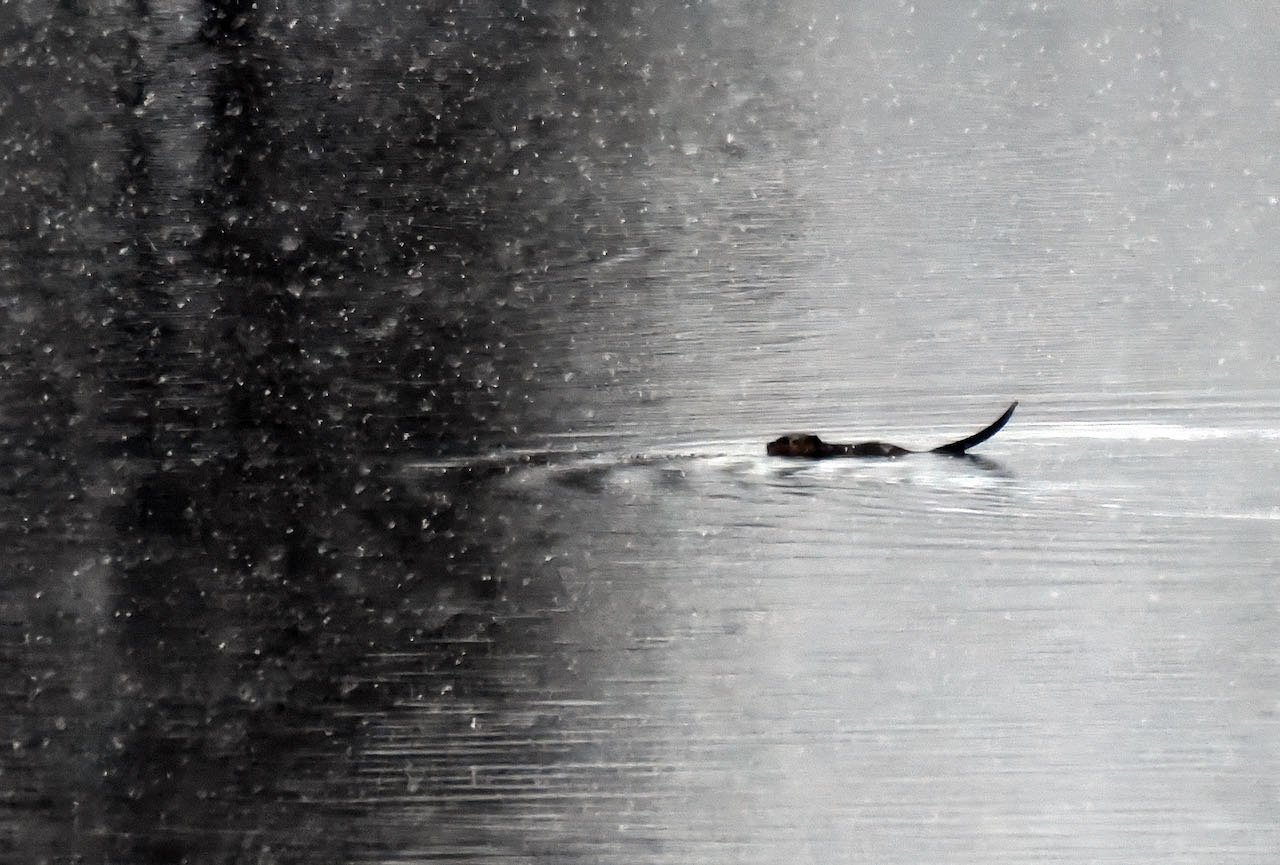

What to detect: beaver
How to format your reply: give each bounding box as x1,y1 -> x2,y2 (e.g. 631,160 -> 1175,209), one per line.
767,401 -> 1018,458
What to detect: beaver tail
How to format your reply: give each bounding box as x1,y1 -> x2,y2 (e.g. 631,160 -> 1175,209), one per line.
930,401 -> 1018,455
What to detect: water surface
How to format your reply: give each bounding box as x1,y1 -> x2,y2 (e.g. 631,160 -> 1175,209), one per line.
1,2 -> 1277,863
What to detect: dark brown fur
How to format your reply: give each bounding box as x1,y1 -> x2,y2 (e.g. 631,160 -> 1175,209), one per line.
767,402 -> 1017,459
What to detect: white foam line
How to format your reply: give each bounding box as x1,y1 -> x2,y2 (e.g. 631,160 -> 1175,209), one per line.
1016,424 -> 1280,442
1148,509 -> 1280,522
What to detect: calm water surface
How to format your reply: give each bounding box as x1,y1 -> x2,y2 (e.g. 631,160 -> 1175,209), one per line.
2,2 -> 1277,863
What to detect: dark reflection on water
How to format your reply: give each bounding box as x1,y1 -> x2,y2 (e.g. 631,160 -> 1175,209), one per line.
3,2 -> 636,861
3,2 -> 1279,864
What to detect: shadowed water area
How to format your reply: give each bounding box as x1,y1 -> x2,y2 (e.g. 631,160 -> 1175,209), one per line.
2,2 -> 1277,863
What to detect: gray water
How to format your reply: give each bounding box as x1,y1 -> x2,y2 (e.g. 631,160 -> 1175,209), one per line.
2,2 -> 1277,863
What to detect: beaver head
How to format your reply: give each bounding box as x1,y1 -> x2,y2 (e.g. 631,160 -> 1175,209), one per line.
766,433 -> 828,457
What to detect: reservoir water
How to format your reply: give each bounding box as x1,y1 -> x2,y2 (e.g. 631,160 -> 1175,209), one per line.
2,2 -> 1276,862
